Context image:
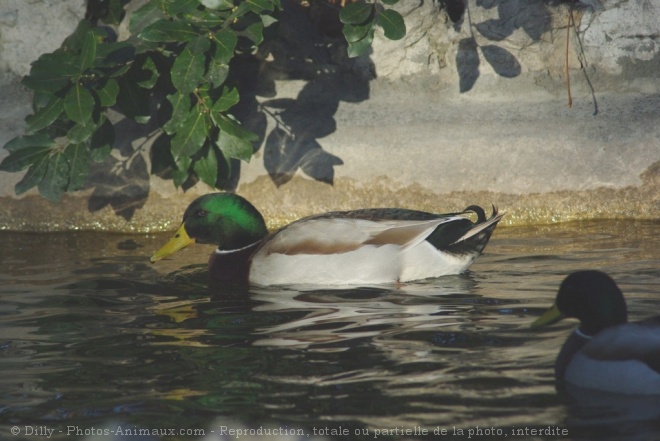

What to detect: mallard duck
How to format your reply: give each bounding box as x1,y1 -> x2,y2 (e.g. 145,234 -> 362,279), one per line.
531,270 -> 660,395
150,193 -> 504,286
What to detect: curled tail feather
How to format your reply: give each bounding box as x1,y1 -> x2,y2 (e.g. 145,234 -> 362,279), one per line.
451,205 -> 504,245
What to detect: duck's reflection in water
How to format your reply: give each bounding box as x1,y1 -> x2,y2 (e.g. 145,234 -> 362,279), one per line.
248,276 -> 479,349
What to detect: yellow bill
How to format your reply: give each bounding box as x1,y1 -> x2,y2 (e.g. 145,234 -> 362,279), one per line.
530,303 -> 564,329
150,224 -> 195,263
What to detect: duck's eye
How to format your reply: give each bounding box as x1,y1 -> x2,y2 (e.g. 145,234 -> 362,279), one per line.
195,209 -> 208,218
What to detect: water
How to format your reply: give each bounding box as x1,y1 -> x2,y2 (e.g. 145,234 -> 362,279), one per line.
1,221 -> 658,441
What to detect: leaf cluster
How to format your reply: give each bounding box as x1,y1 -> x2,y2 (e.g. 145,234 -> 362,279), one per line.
1,0 -> 280,201
339,0 -> 405,58
1,0 -> 407,202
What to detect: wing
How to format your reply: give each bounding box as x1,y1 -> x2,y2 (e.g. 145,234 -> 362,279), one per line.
259,216 -> 462,256
248,216 -> 463,286
583,320 -> 660,374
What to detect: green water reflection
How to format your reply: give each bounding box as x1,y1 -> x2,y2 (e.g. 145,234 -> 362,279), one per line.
0,221 -> 658,440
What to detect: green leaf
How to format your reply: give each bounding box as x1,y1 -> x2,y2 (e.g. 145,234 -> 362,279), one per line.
15,154 -> 49,195
25,95 -> 64,133
339,2 -> 373,25
200,0 -> 234,10
171,107 -> 208,157
63,143 -> 90,191
188,34 -> 212,55
137,56 -> 159,89
104,0 -> 127,25
163,92 -> 192,135
377,9 -> 406,40
193,145 -> 218,188
0,145 -> 52,172
343,21 -> 373,43
68,120 -> 98,143
64,84 -> 95,124
246,0 -> 274,14
242,21 -> 264,45
129,1 -> 166,35
172,155 -> 192,188
38,152 -> 70,202
212,30 -> 237,64
79,30 -> 97,72
380,0 -> 399,4
96,41 -> 133,64
212,114 -> 258,141
32,90 -> 54,111
165,0 -> 200,15
215,116 -> 255,162
96,78 -> 119,106
261,14 -> 278,28
227,2 -> 250,20
171,38 -> 209,93
206,59 -> 229,88
103,53 -> 134,77
215,144 -> 231,184
212,86 -> 239,112
138,19 -> 197,42
216,131 -> 253,162
89,118 -> 114,162
4,134 -> 55,153
22,54 -> 78,92
347,27 -> 375,58
21,71 -> 70,93
61,19 -> 90,50
182,8 -> 225,28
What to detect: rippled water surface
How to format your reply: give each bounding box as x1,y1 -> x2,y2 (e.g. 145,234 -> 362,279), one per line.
1,221 -> 659,441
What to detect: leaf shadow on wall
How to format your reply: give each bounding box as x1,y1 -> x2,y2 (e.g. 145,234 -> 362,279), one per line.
83,1 -> 374,220
229,0 -> 371,188
86,116 -> 153,221
452,0 -> 555,92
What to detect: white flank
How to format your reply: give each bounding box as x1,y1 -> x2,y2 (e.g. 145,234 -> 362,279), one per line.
248,216 -> 476,286
399,241 -> 476,282
249,244 -> 403,286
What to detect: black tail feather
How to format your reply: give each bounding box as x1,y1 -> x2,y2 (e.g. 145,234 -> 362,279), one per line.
463,205 -> 487,223
428,205 -> 504,256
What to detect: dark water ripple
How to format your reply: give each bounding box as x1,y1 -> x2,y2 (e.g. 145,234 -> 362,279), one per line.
0,221 -> 658,440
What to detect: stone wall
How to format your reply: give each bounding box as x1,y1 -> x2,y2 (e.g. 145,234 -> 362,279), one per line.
0,0 -> 86,77
0,0 -> 657,232
369,0 -> 659,96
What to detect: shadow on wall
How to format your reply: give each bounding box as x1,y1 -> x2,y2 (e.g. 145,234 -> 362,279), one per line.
87,117 -> 154,221
84,0 -> 596,221
86,0 -> 370,220
448,0 -> 597,93
451,0 -> 548,92
229,0 -> 371,188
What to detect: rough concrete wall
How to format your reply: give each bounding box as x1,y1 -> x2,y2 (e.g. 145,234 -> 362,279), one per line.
368,0 -> 659,96
0,0 -> 657,232
0,0 -> 86,76
1,0 -> 656,101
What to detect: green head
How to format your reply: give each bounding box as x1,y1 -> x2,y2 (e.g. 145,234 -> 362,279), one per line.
150,193 -> 268,262
531,270 -> 628,336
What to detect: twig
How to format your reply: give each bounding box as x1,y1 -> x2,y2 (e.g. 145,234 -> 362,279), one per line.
566,1 -> 573,108
569,6 -> 599,115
